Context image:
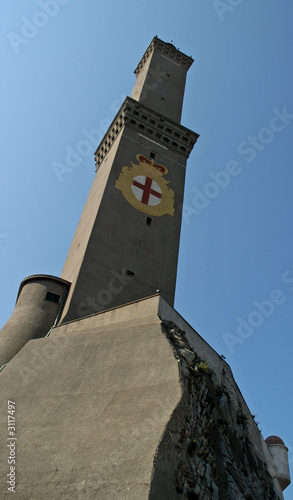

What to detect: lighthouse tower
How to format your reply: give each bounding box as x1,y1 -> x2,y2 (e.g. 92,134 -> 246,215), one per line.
59,36 -> 199,323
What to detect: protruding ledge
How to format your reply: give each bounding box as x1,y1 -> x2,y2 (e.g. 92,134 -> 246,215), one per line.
94,97 -> 199,171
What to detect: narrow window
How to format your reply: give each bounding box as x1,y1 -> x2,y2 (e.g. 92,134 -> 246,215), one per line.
150,152 -> 155,159
45,292 -> 60,304
146,217 -> 152,226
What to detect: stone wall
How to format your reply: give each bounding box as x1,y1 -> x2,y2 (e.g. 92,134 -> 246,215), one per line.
149,321 -> 283,500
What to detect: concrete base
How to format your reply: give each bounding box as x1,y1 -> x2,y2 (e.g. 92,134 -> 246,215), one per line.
0,295 -> 285,498
0,296 -> 181,498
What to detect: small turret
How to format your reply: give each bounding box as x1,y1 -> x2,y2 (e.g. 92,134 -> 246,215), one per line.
0,275 -> 70,368
265,435 -> 291,491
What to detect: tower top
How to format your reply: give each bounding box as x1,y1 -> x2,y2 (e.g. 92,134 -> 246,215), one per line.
133,36 -> 194,76
131,36 -> 194,123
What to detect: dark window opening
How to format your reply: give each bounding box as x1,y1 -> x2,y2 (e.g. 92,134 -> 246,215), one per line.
150,152 -> 155,159
45,292 -> 60,304
146,217 -> 152,226
126,270 -> 135,277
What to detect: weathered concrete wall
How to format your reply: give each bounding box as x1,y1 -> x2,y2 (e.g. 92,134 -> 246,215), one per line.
0,296 -> 286,498
0,296 -> 181,498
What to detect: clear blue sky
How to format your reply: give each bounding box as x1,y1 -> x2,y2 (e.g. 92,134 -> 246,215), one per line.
1,1 -> 293,496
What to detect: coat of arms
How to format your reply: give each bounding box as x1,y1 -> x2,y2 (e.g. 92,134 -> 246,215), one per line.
115,154 -> 175,217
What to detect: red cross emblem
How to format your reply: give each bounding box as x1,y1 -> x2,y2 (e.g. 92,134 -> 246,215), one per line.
115,154 -> 175,216
131,175 -> 162,206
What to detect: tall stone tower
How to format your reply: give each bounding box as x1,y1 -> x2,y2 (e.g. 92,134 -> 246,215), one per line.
60,36 -> 199,323
0,37 -> 290,499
